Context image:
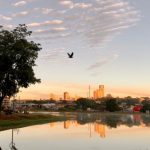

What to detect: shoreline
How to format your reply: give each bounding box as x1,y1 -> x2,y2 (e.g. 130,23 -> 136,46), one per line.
0,114 -> 66,131
31,110 -> 144,115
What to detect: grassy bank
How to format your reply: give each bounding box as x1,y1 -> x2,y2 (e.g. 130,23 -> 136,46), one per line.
0,114 -> 66,131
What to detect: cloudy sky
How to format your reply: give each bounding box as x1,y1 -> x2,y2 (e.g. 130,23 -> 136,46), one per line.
1,0 -> 150,99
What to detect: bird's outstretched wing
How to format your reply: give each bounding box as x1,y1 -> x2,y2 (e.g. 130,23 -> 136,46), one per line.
67,52 -> 74,58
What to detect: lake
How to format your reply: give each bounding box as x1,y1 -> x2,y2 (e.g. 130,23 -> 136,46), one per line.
0,112 -> 150,150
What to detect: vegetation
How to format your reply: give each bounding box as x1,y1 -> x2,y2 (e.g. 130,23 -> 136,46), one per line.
0,114 -> 65,131
74,96 -> 149,113
141,104 -> 150,113
116,96 -> 140,106
0,24 -> 41,109
76,98 -> 96,110
75,97 -> 121,112
105,98 -> 120,112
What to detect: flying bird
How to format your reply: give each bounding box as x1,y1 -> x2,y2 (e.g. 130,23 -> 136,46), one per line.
67,52 -> 74,58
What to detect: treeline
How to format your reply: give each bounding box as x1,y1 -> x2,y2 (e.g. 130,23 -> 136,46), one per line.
76,96 -> 150,113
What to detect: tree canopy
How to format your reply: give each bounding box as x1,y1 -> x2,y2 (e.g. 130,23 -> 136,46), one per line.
76,98 -> 96,110
105,98 -> 120,112
0,24 -> 41,108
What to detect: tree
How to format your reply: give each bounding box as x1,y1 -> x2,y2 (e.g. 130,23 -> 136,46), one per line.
105,98 -> 120,112
0,24 -> 41,109
76,98 -> 96,110
141,104 -> 150,113
123,96 -> 140,106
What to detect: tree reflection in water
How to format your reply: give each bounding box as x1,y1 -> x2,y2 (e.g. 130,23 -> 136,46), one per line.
9,129 -> 19,150
75,113 -> 150,128
0,129 -> 19,150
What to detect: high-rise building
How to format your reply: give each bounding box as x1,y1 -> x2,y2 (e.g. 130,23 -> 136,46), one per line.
99,85 -> 104,97
93,85 -> 104,99
93,90 -> 98,99
50,93 -> 59,100
64,92 -> 70,100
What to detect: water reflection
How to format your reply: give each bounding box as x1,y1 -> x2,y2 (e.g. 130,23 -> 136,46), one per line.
48,113 -> 150,139
51,121 -> 106,138
9,129 -> 18,150
0,129 -> 19,150
73,113 -> 150,128
1,113 -> 150,150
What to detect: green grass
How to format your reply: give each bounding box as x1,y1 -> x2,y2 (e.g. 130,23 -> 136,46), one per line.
0,114 -> 66,131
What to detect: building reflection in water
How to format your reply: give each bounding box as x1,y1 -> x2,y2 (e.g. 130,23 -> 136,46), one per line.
63,121 -> 79,129
64,121 -> 70,129
50,122 -> 55,127
50,121 -> 106,138
94,123 -> 105,138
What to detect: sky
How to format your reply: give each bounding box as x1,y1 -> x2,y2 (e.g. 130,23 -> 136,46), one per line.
0,0 -> 150,99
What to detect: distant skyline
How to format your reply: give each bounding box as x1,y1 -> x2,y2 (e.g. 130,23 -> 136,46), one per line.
1,0 -> 150,99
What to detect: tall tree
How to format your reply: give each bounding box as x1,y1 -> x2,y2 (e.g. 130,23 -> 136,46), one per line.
76,98 -> 96,110
105,98 -> 120,112
0,24 -> 41,109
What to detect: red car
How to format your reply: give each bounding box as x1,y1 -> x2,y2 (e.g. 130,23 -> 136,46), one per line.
133,106 -> 143,112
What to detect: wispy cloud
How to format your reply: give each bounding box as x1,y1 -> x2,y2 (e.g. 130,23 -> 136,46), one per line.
87,54 -> 119,71
12,8 -> 54,18
0,15 -> 12,21
52,27 -> 66,31
41,8 -> 53,14
30,0 -> 139,47
74,3 -> 92,9
27,20 -> 63,27
1,0 -> 140,64
60,1 -> 74,8
33,27 -> 67,35
60,1 -> 92,9
13,1 -> 27,7
12,11 -> 29,17
33,7 -> 54,15
6,0 -> 140,48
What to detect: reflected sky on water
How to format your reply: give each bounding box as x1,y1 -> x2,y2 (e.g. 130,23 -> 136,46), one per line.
0,113 -> 150,150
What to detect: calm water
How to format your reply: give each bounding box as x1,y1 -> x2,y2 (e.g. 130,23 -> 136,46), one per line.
1,113 -> 150,150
